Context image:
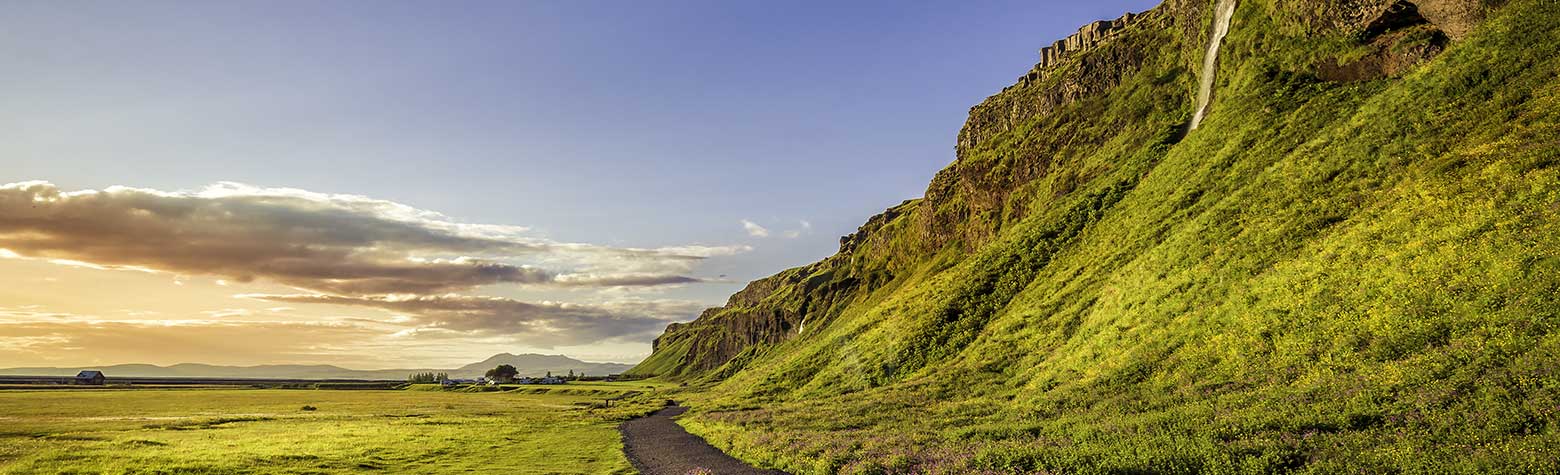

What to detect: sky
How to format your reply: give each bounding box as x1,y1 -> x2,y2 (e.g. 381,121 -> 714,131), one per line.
0,0 -> 1159,369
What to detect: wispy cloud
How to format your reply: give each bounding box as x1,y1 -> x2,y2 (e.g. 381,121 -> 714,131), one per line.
0,320 -> 387,366
747,219 -> 812,239
243,293 -> 704,347
782,220 -> 813,239
740,219 -> 770,238
0,181 -> 745,294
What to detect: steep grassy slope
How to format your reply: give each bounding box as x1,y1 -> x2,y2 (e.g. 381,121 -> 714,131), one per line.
635,0 -> 1560,472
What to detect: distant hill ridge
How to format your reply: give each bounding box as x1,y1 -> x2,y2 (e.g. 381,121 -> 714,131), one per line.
0,353 -> 633,380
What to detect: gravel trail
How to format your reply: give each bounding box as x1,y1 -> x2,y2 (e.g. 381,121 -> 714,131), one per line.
620,405 -> 789,475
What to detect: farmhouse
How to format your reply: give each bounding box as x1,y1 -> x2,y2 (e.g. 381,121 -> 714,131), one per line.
74,370 -> 105,385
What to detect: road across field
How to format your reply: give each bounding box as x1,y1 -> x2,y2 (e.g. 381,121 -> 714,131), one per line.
620,405 -> 789,475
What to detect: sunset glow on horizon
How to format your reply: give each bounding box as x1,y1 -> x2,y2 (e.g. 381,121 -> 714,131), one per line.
0,180 -> 743,368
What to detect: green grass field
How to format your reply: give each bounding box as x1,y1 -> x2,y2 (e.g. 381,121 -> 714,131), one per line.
0,384 -> 667,474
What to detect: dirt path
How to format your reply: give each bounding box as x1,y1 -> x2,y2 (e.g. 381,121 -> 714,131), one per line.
620,405 -> 789,475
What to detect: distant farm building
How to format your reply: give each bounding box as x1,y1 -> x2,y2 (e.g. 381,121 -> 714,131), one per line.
74,371 -> 105,385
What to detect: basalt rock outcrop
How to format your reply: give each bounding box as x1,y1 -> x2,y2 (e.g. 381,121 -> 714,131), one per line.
1285,0 -> 1499,40
636,200 -> 911,377
1036,12 -> 1148,72
959,8 -> 1169,156
1311,0 -> 1503,81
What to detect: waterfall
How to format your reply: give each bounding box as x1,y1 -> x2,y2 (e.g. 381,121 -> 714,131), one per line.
1190,0 -> 1238,130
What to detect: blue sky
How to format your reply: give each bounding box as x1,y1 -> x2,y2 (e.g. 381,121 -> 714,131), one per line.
1,0 -> 1159,367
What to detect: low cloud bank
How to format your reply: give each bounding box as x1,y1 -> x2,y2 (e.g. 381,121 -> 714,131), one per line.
244,293 -> 705,346
0,180 -> 734,350
0,181 -> 744,294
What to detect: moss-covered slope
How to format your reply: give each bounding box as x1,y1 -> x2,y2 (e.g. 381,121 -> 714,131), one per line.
634,0 -> 1560,472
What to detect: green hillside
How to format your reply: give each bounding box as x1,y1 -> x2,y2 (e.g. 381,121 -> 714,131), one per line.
632,0 -> 1560,472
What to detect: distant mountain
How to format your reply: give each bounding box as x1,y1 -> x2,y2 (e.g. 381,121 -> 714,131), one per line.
0,353 -> 634,380
452,353 -> 632,377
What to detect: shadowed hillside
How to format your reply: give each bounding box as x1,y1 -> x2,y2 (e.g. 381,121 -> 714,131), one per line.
632,0 -> 1560,472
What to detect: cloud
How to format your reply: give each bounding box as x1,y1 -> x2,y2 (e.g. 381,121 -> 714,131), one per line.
0,181 -> 740,294
648,245 -> 752,258
553,273 -> 702,287
0,320 -> 387,367
741,219 -> 770,238
782,220 -> 813,239
741,219 -> 814,239
0,307 -> 79,321
243,293 -> 706,347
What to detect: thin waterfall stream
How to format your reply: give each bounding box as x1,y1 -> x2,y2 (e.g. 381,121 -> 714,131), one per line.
1191,0 -> 1238,130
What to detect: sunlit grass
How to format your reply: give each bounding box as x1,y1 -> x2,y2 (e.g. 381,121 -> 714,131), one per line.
0,385 -> 664,474
639,0 -> 1560,473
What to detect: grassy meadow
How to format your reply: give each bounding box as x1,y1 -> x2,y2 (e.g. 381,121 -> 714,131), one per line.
0,383 -> 667,474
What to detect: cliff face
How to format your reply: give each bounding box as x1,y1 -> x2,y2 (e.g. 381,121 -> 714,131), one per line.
632,4 -> 1182,378
631,0 -> 1504,380
639,0 -> 1560,470
634,199 -> 912,377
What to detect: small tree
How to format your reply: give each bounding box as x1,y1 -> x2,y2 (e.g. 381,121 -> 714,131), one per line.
486,364 -> 518,383
408,372 -> 447,384
568,369 -> 576,380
